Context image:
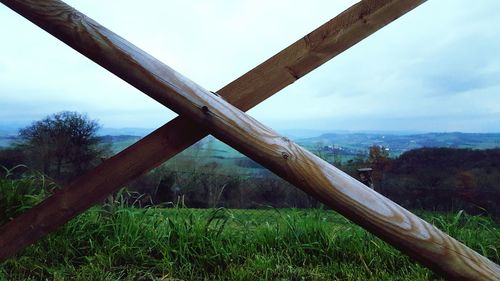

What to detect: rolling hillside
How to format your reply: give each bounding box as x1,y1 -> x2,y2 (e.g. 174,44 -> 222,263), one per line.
297,132 -> 500,156
2,130 -> 499,161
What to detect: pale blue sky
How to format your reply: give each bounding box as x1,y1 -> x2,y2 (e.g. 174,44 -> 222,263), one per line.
1,0 -> 499,132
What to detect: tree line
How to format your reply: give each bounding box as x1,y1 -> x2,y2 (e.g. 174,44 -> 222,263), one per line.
376,147 -> 500,217
1,112 -> 499,217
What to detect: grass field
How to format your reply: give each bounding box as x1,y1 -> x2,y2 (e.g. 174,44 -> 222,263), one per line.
0,172 -> 499,280
1,204 -> 498,280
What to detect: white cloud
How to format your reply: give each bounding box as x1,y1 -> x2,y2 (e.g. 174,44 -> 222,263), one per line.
0,0 -> 499,132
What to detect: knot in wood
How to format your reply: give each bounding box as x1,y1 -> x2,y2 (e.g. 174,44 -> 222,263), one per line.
201,105 -> 209,114
69,11 -> 84,21
281,151 -> 290,160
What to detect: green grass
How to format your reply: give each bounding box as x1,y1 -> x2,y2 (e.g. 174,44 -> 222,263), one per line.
1,208 -> 499,280
0,174 -> 499,280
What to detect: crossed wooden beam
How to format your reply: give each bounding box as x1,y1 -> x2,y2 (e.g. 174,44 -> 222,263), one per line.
1,0 -> 499,279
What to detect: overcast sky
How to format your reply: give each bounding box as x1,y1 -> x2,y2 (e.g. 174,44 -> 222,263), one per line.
1,0 -> 499,133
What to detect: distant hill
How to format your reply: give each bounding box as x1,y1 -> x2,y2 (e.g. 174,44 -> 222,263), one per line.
0,127 -> 153,151
297,132 -> 500,156
0,127 -> 20,148
0,124 -> 23,137
100,135 -> 142,153
2,127 -> 500,158
0,135 -> 19,148
98,127 -> 155,137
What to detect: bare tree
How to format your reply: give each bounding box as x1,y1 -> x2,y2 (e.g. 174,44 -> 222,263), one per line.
19,111 -> 110,181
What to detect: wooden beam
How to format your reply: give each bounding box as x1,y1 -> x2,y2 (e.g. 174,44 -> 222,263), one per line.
2,0 -> 499,280
0,0 -> 425,261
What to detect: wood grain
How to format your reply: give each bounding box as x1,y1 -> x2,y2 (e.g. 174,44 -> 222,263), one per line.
2,0 -> 499,279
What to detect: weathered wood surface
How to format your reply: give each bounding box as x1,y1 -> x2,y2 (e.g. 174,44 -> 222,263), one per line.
0,0 -> 426,262
1,0 -> 499,280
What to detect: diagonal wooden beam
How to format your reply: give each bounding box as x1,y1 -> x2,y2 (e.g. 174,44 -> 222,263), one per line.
2,0 -> 499,280
0,0 -> 425,261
